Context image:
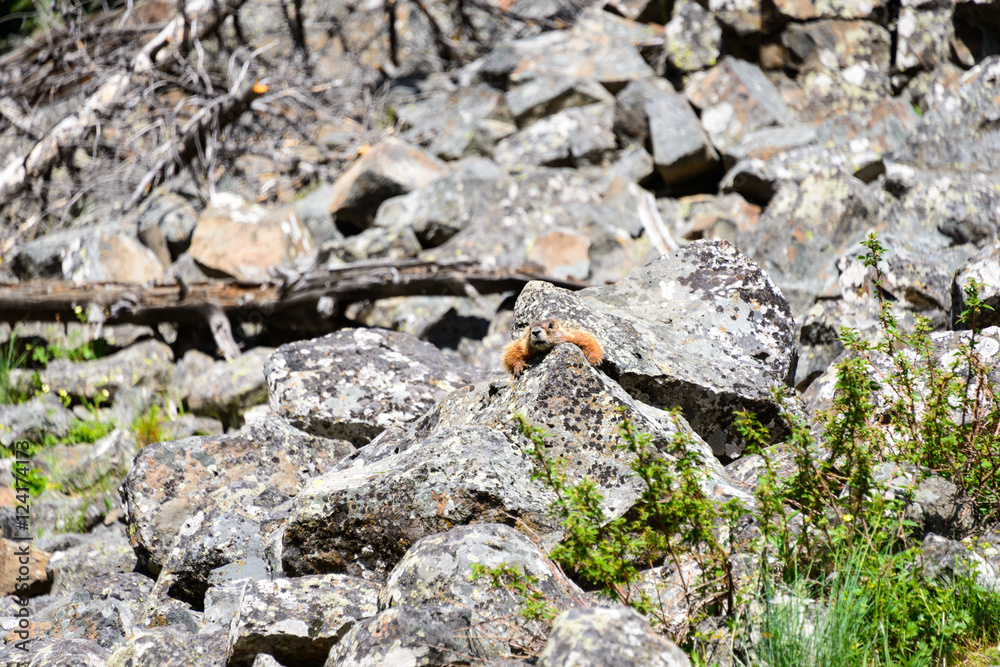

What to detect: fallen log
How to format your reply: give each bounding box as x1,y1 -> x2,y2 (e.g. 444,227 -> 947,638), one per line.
0,258 -> 588,357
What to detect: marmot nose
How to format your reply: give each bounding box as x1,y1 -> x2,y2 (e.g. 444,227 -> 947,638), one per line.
531,326 -> 544,338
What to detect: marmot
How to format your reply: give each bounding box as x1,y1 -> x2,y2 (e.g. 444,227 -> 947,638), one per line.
502,318 -> 603,376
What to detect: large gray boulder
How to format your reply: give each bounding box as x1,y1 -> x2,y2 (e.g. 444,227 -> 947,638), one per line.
264,328 -> 487,445
512,239 -> 798,458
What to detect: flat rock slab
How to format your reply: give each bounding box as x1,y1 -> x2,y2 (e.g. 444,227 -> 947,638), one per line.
121,417 -> 354,577
512,239 -> 797,458
172,347 -> 273,416
226,574 -> 379,667
265,328 -> 487,445
0,393 -> 75,447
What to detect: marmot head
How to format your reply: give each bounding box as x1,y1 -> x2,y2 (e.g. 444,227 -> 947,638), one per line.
527,318 -> 564,351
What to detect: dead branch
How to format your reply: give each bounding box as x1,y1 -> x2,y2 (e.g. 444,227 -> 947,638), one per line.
0,0 -> 247,208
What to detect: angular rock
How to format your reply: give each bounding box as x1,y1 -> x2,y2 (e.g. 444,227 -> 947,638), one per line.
477,8 -> 657,89
0,393 -> 75,447
658,192 -> 761,242
188,194 -> 314,283
526,228 -> 592,281
325,605 -> 488,667
10,224 -> 165,284
372,160 -> 513,248
37,573 -> 152,650
226,574 -> 379,667
152,480 -> 290,607
706,0 -> 760,35
106,627 -> 228,666
513,239 -> 798,458
171,347 -> 273,418
895,1 -> 955,73
280,343 -> 747,578
264,328 -> 487,445
137,191 -> 199,262
874,463 -> 976,538
888,57 -> 1000,173
120,417 -> 353,577
664,0 -> 723,72
0,637 -> 110,666
802,327 -> 1000,418
921,533 -> 1000,592
380,524 -> 587,654
398,83 -> 508,160
770,0 -> 886,20
953,241 -> 1000,329
647,92 -> 720,184
685,57 -> 795,158
493,103 -> 617,169
46,526 -> 138,596
317,223 -> 421,263
886,165 -> 1000,247
505,76 -> 615,126
537,606 -> 692,667
327,137 -> 445,234
52,429 -> 137,495
732,173 -> 887,319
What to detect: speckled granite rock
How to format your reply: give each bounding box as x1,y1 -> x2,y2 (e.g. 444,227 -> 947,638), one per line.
106,627 -> 228,666
537,606 -> 691,667
953,241 -> 1000,329
511,239 -> 798,458
0,637 -> 111,666
226,574 -> 379,667
280,339 -> 747,578
265,328 -> 487,445
171,347 -> 273,417
120,417 -> 353,577
378,524 -> 588,657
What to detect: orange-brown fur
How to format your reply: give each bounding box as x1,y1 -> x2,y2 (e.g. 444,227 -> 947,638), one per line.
502,318 -> 603,376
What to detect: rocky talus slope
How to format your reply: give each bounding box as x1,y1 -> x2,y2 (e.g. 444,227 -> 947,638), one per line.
0,0 -> 1000,664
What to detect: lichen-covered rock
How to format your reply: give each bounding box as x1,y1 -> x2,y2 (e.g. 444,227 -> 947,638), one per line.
664,0 -> 722,72
151,480 -> 290,608
35,573 -> 152,650
120,417 -> 353,577
327,137 -> 446,234
647,92 -> 720,185
0,637 -> 111,666
325,604 -> 489,667
0,393 -> 75,447
44,525 -> 137,597
770,0 -> 885,20
512,239 -> 797,458
106,627 -> 228,666
921,533 -> 1000,593
226,574 -> 379,667
686,57 -> 794,158
505,76 -> 615,126
895,2 -> 954,73
494,103 -> 617,170
280,342 -> 746,578
379,524 -> 588,656
874,463 -> 976,538
265,328 -> 486,445
802,326 -> 1000,418
888,164 -> 1000,246
171,346 -> 273,418
537,606 -> 692,667
732,173 -> 887,318
888,56 -> 1000,173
